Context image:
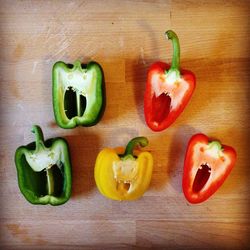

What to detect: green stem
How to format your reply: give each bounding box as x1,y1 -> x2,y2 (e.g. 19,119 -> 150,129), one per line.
73,60 -> 82,70
46,168 -> 54,196
31,125 -> 45,150
165,30 -> 180,71
124,137 -> 148,156
32,125 -> 54,196
208,141 -> 223,151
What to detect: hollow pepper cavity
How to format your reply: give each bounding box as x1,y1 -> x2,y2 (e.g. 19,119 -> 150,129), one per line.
94,137 -> 153,201
182,133 -> 237,204
144,30 -> 195,132
53,60 -> 104,129
15,125 -> 72,205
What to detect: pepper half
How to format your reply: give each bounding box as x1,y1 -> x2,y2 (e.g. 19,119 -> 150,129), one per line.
183,134 -> 237,204
144,30 -> 195,132
53,60 -> 104,129
15,125 -> 72,205
94,137 -> 153,201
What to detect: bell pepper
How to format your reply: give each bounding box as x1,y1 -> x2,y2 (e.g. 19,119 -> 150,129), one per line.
183,133 -> 237,204
144,30 -> 195,132
52,60 -> 104,129
14,125 -> 72,205
94,137 -> 153,201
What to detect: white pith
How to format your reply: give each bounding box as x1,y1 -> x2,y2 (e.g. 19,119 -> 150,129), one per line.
24,146 -> 61,172
112,159 -> 138,184
56,66 -> 98,122
152,71 -> 189,110
191,142 -> 231,192
61,68 -> 94,96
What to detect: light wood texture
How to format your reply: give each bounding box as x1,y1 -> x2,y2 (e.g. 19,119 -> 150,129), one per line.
0,0 -> 249,249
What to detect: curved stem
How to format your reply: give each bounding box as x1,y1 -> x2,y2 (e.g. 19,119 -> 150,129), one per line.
165,30 -> 180,71
31,125 -> 45,149
124,137 -> 148,156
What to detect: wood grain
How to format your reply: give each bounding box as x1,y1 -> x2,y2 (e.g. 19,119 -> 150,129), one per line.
0,0 -> 249,249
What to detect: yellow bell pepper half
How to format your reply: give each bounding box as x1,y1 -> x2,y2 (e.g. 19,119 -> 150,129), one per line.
94,137 -> 153,201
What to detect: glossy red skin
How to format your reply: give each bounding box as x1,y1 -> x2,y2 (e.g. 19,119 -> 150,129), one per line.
183,134 -> 237,204
144,62 -> 195,132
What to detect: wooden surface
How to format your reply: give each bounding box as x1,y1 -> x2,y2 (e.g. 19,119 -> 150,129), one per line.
0,0 -> 250,249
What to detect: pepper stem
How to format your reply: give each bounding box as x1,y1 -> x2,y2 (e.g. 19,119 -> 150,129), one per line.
165,30 -> 180,71
208,141 -> 223,151
73,60 -> 82,70
124,137 -> 149,156
31,125 -> 45,150
46,167 -> 54,196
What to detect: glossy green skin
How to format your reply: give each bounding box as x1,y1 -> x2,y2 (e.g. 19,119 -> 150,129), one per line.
15,137 -> 72,206
52,60 -> 104,129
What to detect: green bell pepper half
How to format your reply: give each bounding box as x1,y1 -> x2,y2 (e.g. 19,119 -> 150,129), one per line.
15,125 -> 72,205
52,60 -> 104,129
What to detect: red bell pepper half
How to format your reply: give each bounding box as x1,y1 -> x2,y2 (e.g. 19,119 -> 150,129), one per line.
183,134 -> 237,204
144,30 -> 195,132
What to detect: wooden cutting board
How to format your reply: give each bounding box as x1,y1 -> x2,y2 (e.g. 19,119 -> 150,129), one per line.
0,0 -> 249,249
